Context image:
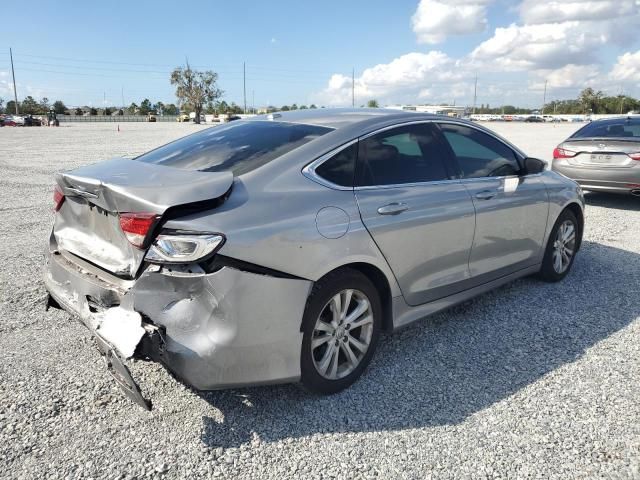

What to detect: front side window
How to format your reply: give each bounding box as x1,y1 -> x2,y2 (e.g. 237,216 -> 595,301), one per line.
356,124 -> 450,186
439,124 -> 521,178
136,121 -> 333,176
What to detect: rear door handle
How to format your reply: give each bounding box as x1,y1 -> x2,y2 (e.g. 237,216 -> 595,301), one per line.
475,190 -> 496,200
377,202 -> 409,215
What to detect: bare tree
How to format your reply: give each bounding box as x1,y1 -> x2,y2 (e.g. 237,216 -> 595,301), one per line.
171,62 -> 223,124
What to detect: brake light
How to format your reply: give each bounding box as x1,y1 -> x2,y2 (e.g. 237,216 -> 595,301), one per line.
628,153 -> 640,161
553,147 -> 576,159
119,212 -> 159,248
53,185 -> 65,212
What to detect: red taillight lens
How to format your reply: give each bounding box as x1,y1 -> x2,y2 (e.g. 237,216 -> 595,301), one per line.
119,212 -> 159,248
553,147 -> 576,159
628,152 -> 640,161
53,185 -> 65,212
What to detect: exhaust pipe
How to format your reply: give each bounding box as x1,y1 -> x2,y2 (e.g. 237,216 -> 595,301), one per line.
631,189 -> 640,197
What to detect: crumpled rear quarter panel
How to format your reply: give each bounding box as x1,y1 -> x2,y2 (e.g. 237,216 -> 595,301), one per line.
133,267 -> 312,389
44,246 -> 313,390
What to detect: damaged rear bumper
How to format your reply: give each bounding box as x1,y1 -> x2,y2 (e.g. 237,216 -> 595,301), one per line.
44,247 -> 313,404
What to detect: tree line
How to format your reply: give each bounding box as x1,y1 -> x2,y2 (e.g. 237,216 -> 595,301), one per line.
472,88 -> 640,115
544,88 -> 640,115
1,96 -> 68,116
4,81 -> 638,119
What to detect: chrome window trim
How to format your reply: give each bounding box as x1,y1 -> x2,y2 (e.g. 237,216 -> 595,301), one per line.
302,118 -> 529,191
354,178 -> 463,191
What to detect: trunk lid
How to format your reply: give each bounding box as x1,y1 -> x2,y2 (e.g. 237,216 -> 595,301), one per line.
561,139 -> 640,168
53,157 -> 233,277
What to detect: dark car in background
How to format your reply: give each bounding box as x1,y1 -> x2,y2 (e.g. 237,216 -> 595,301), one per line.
552,116 -> 640,196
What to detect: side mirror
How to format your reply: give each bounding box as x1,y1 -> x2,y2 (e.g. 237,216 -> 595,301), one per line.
523,157 -> 546,175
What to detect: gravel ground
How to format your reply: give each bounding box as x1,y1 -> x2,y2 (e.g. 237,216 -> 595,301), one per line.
0,122 -> 639,479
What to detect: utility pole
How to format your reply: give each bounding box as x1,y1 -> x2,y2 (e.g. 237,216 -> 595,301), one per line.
619,88 -> 625,114
121,86 -> 125,112
542,80 -> 548,115
472,75 -> 477,115
243,62 -> 247,114
352,68 -> 355,107
252,90 -> 255,114
9,48 -> 19,114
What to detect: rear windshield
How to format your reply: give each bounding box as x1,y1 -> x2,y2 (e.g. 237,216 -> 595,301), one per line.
572,118 -> 640,139
136,121 -> 333,175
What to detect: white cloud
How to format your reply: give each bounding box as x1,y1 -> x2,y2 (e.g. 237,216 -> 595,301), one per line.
314,0 -> 640,107
412,0 -> 493,44
520,0 -> 637,24
530,64 -> 601,90
610,50 -> 640,82
470,21 -> 610,70
472,0 -> 640,72
313,51 -> 464,105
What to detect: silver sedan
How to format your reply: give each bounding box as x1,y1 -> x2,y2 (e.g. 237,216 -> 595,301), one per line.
44,109 -> 584,409
552,116 -> 640,195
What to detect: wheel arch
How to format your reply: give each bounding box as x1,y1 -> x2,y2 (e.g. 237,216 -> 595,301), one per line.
563,202 -> 584,251
307,262 -> 395,333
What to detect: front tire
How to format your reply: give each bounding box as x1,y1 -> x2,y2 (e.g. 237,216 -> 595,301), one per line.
301,269 -> 381,394
538,209 -> 579,282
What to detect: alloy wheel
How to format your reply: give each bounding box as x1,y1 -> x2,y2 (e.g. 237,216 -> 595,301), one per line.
311,289 -> 374,380
552,220 -> 576,274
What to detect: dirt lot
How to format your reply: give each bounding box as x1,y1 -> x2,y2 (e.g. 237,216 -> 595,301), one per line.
0,122 -> 639,479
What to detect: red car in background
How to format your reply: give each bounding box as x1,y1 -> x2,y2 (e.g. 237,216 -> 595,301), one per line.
2,115 -> 18,127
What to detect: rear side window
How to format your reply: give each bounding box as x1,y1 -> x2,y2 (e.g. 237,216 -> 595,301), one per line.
439,124 -> 521,178
572,118 -> 640,138
356,124 -> 451,186
314,143 -> 357,187
136,121 -> 333,175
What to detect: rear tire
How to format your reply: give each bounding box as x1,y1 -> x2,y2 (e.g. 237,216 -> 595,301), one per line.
538,209 -> 579,282
301,269 -> 381,394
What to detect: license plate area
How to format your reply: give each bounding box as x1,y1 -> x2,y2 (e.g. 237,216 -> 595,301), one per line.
590,154 -> 612,163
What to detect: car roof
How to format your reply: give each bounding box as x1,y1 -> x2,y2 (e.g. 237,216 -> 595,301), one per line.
249,108 -> 443,130
587,116 -> 640,125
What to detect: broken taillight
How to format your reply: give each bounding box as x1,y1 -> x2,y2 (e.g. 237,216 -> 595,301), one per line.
119,212 -> 159,248
145,233 -> 225,264
53,185 -> 65,212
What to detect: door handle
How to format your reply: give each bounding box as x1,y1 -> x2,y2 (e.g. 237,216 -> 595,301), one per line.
377,202 -> 409,215
474,190 -> 496,200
